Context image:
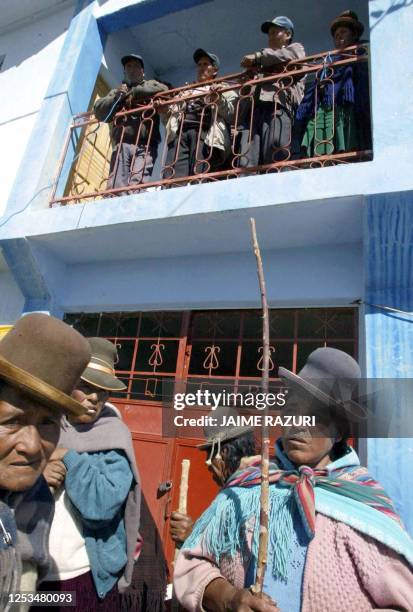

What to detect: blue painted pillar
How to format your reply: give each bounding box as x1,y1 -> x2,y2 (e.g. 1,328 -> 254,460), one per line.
1,1 -> 105,315
3,1 -> 105,219
364,191 -> 413,534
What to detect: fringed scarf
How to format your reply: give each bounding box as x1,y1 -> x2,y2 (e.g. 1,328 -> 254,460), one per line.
296,52 -> 368,122
184,443 -> 413,580
120,494 -> 168,612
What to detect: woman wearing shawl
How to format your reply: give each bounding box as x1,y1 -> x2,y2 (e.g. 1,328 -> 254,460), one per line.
39,338 -> 141,611
294,11 -> 371,158
174,348 -> 413,612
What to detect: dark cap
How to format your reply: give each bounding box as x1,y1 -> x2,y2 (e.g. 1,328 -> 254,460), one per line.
121,54 -> 144,69
261,15 -> 295,35
197,406 -> 254,449
193,48 -> 220,69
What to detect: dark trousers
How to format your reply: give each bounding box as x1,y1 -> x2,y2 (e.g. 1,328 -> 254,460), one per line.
36,571 -> 120,611
164,126 -> 221,179
108,142 -> 156,190
236,102 -> 292,167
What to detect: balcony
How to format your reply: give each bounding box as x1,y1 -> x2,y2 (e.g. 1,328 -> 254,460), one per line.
49,44 -> 372,207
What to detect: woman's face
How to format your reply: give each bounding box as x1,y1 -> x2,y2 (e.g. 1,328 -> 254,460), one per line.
0,384 -> 61,492
281,396 -> 340,469
70,381 -> 109,424
333,26 -> 358,49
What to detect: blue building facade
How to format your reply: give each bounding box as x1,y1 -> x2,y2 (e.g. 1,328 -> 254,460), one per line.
0,0 -> 412,534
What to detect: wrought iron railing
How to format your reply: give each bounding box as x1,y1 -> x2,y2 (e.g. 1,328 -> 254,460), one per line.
50,44 -> 371,206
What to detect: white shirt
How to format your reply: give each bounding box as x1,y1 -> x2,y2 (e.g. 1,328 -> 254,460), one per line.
44,488 -> 90,581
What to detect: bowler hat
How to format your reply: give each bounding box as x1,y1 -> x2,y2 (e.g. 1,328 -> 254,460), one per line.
81,338 -> 126,392
193,48 -> 220,69
198,406 -> 254,449
0,314 -> 91,416
121,54 -> 144,69
330,11 -> 364,39
278,347 -> 366,421
261,16 -> 295,35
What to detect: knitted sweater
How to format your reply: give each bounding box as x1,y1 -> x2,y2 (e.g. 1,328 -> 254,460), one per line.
174,513 -> 413,611
62,449 -> 133,598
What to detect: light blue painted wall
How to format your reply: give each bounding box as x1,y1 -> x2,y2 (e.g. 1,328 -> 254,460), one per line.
0,269 -> 24,325
364,191 -> 413,534
57,243 -> 362,312
2,2 -> 105,219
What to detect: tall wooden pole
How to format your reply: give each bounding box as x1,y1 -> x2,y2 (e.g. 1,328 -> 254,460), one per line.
250,218 -> 271,597
171,459 -> 191,610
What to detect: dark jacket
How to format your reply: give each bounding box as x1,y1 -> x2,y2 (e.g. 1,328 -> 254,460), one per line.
254,42 -> 306,113
94,79 -> 168,146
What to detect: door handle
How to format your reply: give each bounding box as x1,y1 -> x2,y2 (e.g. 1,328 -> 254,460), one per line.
158,480 -> 172,495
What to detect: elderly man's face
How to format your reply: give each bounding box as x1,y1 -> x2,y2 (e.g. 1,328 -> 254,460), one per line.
0,384 -> 61,492
71,380 -> 109,424
197,57 -> 218,82
124,58 -> 144,84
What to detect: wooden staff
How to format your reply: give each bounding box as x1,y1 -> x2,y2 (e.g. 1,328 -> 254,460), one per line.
178,459 -> 190,514
250,218 -> 271,597
174,459 -> 190,564
171,459 -> 191,611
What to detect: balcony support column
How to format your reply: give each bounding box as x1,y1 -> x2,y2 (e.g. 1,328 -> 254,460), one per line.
364,191 -> 413,533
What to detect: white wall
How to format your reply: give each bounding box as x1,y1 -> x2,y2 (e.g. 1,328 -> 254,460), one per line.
0,4 -> 73,214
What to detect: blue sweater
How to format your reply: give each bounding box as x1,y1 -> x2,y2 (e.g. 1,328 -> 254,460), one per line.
63,449 -> 133,598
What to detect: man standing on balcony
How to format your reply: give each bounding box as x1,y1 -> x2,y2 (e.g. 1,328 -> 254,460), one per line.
94,54 -> 168,192
163,49 -> 237,180
237,16 -> 306,167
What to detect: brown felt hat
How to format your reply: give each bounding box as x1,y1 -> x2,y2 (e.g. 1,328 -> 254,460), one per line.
80,338 -> 126,392
330,10 -> 364,39
0,314 -> 91,416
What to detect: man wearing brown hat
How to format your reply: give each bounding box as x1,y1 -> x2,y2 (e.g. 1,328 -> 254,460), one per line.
40,337 -> 141,610
94,54 -> 168,191
0,313 -> 91,609
237,15 -> 306,168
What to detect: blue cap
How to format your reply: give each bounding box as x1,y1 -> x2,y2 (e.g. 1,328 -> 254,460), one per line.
121,54 -> 144,69
193,48 -> 220,69
261,16 -> 294,35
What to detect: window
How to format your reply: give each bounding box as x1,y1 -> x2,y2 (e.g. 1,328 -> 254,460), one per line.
66,307 -> 357,402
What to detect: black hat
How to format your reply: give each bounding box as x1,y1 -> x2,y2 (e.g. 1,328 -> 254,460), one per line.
330,11 -> 364,39
193,48 -> 220,69
197,406 -> 254,449
278,347 -> 366,421
121,54 -> 144,69
80,338 -> 126,392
